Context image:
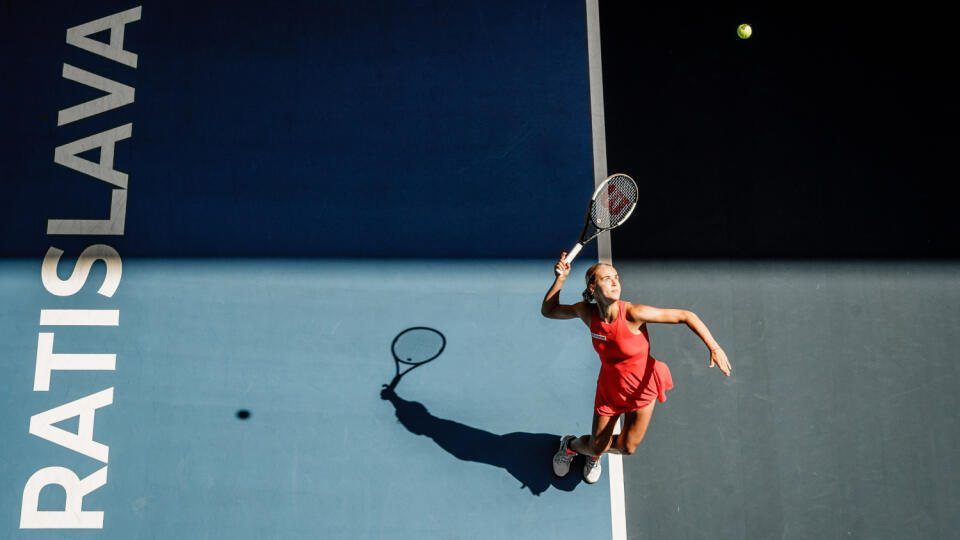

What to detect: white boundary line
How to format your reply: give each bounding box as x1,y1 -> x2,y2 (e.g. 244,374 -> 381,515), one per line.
609,420 -> 627,540
585,0 -> 612,267
585,2 -> 627,540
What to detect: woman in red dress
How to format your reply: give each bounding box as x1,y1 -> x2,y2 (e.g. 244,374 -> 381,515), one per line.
541,253 -> 731,483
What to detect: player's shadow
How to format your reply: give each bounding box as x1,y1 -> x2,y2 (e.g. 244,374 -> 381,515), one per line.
380,385 -> 583,495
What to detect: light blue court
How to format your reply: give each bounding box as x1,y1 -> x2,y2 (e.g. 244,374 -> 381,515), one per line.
1,258 -> 616,539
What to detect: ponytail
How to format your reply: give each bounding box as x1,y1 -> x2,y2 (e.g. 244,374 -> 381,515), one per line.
582,263 -> 606,304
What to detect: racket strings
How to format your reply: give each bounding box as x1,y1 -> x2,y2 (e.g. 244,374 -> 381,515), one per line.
591,174 -> 638,229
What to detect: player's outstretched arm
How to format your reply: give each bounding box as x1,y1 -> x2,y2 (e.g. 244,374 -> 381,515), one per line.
628,304 -> 732,376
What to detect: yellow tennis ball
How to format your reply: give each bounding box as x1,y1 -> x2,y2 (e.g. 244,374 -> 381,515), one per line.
737,23 -> 752,39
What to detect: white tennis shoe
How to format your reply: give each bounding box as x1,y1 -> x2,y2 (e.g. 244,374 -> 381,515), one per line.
583,456 -> 602,484
552,435 -> 577,477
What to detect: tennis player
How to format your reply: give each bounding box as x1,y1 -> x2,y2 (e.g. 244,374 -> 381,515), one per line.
541,253 -> 731,483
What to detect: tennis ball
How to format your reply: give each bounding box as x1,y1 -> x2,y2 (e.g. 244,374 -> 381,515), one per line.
737,23 -> 752,39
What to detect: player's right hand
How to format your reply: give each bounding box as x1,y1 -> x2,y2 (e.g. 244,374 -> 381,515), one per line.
555,251 -> 571,279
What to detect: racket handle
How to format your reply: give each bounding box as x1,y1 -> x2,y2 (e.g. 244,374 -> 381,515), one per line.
555,243 -> 584,275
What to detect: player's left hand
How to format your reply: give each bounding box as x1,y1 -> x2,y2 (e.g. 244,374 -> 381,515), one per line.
709,346 -> 731,376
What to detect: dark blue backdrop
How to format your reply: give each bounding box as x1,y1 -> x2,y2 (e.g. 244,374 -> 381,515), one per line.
3,0 -> 594,258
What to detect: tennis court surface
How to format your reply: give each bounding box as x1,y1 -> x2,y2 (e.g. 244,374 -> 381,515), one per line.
4,259 -> 957,539
3,1 -> 959,538
1,259 -> 613,539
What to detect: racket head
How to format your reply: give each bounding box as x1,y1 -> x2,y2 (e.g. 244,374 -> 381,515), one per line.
391,327 -> 446,366
589,173 -> 638,230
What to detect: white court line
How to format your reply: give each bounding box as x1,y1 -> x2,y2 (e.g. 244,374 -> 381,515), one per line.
585,1 -> 627,539
40,309 -> 119,326
609,419 -> 626,540
585,0 -> 612,267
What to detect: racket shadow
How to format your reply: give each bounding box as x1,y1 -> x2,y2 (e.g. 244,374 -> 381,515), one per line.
380,385 -> 583,495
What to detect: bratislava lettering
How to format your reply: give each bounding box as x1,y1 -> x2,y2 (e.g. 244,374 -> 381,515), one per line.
20,6 -> 141,530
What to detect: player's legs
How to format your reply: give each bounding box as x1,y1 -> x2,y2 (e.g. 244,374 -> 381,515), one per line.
611,401 -> 655,455
568,411 -> 620,457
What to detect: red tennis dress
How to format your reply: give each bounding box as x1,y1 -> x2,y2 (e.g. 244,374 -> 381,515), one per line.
591,300 -> 674,416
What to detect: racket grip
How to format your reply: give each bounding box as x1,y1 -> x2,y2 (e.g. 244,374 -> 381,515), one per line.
555,243 -> 584,275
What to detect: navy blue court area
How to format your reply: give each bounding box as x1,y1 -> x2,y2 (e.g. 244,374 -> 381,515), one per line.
1,1 -> 609,537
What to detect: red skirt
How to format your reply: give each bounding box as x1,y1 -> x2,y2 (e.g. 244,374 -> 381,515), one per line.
594,357 -> 674,417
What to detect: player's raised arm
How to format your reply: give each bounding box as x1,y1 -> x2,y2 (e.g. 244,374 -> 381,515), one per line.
541,251 -> 586,321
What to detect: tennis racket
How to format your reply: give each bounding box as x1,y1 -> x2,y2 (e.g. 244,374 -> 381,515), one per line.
384,327 -> 446,391
557,173 -> 639,274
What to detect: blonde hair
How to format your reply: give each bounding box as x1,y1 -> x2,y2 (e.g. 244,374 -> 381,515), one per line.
581,263 -> 611,303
